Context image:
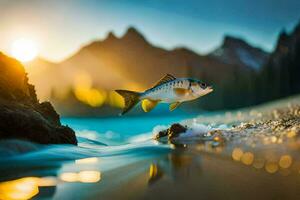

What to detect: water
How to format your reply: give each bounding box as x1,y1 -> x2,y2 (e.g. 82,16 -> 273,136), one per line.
0,98 -> 300,200
0,114 -> 196,200
62,114 -> 195,145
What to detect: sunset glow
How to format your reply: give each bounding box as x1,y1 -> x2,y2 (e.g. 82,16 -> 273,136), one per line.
11,39 -> 38,62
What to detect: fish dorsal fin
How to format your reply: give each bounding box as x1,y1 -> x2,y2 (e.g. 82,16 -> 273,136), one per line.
142,99 -> 159,112
169,102 -> 181,111
152,74 -> 176,88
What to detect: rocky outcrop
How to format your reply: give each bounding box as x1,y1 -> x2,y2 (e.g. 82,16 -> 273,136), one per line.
0,52 -> 77,145
155,123 -> 187,140
155,103 -> 300,146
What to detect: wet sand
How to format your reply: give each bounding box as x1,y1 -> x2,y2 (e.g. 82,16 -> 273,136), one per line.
53,146 -> 300,200
55,106 -> 300,200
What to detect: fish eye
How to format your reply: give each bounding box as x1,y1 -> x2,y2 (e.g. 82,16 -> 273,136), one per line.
200,83 -> 206,89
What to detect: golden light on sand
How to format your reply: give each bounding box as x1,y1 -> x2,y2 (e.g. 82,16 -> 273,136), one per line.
279,155 -> 292,169
253,158 -> 265,169
10,38 -> 38,62
241,152 -> 254,165
287,130 -> 296,138
232,148 -> 243,161
265,161 -> 279,173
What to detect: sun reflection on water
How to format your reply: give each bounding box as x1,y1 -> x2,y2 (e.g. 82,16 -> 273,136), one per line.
78,171 -> 101,183
59,170 -> 101,183
75,157 -> 99,164
59,172 -> 78,182
0,169 -> 102,200
0,176 -> 57,200
149,164 -> 158,177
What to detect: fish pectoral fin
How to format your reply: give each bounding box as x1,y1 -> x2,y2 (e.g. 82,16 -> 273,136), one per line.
169,102 -> 181,111
173,88 -> 189,96
142,99 -> 159,112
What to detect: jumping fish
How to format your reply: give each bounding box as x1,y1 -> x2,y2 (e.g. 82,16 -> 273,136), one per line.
115,74 -> 213,115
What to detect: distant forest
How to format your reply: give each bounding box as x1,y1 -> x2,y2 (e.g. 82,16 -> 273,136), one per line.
197,21 -> 300,110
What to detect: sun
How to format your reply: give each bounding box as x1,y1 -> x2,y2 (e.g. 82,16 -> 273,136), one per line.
11,38 -> 38,62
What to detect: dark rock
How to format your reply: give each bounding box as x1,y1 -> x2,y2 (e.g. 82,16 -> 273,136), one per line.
168,124 -> 188,139
156,123 -> 187,140
38,101 -> 61,125
155,129 -> 168,140
0,52 -> 77,145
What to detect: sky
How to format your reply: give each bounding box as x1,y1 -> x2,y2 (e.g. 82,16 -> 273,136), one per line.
0,0 -> 299,62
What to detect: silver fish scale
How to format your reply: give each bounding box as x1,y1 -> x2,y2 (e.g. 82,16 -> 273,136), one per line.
141,78 -> 191,102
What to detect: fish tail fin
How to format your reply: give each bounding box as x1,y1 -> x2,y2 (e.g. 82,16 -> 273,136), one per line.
115,90 -> 141,115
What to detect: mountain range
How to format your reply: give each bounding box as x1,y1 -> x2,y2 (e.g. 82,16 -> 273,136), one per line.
24,21 -> 300,116
210,35 -> 269,70
26,28 -> 268,99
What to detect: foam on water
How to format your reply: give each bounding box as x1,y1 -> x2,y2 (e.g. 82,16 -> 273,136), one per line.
180,122 -> 228,138
151,120 -> 229,140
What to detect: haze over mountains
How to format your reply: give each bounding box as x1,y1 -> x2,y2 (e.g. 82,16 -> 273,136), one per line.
27,27 -> 267,99
24,22 -> 300,116
25,28 -> 268,97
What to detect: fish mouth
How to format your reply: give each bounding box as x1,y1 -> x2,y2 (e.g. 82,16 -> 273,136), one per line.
207,86 -> 213,93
